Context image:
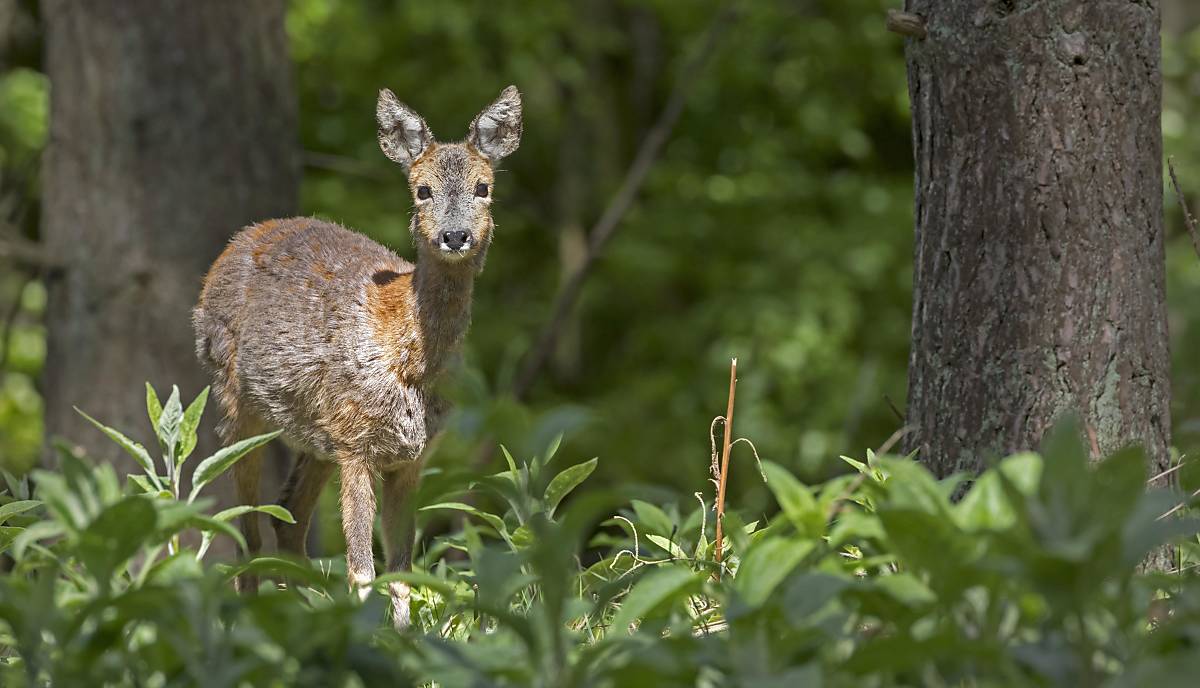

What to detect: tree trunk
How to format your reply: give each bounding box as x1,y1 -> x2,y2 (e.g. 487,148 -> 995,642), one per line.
41,1 -> 298,480
902,2 -> 1170,482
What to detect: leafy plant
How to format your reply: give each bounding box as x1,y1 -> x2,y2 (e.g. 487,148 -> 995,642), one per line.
4,387 -> 1200,687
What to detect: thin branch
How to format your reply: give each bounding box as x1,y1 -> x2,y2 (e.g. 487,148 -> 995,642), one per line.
714,358 -> 738,568
0,235 -> 60,270
1168,156 -> 1200,261
510,5 -> 739,400
1148,456 -> 1187,486
883,394 -> 905,425
876,425 -> 913,456
303,150 -> 389,181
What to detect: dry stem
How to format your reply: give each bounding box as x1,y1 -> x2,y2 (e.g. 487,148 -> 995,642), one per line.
713,358 -> 738,567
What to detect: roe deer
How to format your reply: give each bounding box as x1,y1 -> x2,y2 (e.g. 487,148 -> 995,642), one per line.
192,85 -> 522,628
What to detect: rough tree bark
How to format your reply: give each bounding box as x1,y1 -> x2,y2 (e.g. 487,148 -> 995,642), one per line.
41,1 -> 299,481
902,1 -> 1170,482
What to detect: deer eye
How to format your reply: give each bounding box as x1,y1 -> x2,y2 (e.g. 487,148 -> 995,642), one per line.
416,185 -> 432,200
474,182 -> 489,198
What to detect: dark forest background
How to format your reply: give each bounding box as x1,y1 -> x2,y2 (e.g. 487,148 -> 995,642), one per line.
2,0 -> 1200,528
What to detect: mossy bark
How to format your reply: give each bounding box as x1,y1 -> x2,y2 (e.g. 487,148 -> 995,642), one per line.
901,1 -> 1170,489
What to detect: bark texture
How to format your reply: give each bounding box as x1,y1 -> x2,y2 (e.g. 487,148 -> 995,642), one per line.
902,1 -> 1170,480
41,1 -> 299,475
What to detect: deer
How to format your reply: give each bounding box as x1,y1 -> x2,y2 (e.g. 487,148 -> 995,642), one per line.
192,85 -> 522,629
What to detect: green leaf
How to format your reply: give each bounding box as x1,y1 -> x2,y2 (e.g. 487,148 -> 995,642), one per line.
501,445 -> 518,474
145,382 -> 163,430
372,570 -> 462,598
611,565 -> 701,632
77,496 -> 158,582
646,534 -> 688,559
631,500 -> 675,537
955,452 -> 1042,531
762,461 -> 822,537
188,514 -> 248,552
542,432 -> 564,466
0,500 -> 41,526
12,520 -> 65,559
734,538 -> 814,608
158,385 -> 183,458
189,430 -> 282,501
75,407 -> 163,491
177,386 -> 209,464
230,556 -> 328,587
874,572 -> 937,608
128,474 -> 171,495
214,504 -> 296,524
421,501 -> 507,538
544,457 -> 597,517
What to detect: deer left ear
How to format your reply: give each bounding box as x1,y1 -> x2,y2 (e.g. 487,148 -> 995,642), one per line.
468,85 -> 522,163
377,88 -> 432,170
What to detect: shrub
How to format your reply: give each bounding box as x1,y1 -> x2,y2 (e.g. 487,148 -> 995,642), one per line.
1,387 -> 1199,686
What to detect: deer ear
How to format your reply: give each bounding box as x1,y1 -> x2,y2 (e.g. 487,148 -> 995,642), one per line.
377,88 -> 432,170
468,85 -> 522,163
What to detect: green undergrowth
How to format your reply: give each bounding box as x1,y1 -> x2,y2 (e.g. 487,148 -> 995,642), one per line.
3,385 -> 1200,687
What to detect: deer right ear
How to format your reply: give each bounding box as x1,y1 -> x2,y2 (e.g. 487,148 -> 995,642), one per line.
377,89 -> 432,170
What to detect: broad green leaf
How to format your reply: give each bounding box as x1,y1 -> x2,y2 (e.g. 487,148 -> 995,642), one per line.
178,386 -> 210,464
762,461 -> 822,536
878,458 -> 952,517
544,457 -> 598,517
128,474 -> 170,496
631,500 -> 675,537
189,430 -> 282,501
214,504 -> 296,524
75,408 -> 163,490
76,496 -> 158,583
12,520 -> 65,559
188,514 -> 247,552
422,501 -> 508,538
230,556 -> 328,587
0,500 -> 40,526
0,526 -> 22,553
611,565 -> 701,632
647,533 -> 688,559
874,572 -> 937,607
734,538 -> 814,608
145,382 -> 163,430
955,452 -> 1041,530
372,570 -> 462,598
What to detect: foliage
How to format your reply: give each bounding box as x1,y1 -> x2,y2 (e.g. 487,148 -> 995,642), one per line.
4,390 -> 1200,686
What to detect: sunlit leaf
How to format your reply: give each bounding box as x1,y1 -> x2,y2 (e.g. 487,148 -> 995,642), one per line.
544,457 -> 598,517
189,430 -> 283,502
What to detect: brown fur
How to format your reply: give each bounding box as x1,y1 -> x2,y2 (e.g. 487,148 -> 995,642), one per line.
192,86 -> 522,629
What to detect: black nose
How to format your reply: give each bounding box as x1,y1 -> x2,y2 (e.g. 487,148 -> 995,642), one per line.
441,230 -> 469,250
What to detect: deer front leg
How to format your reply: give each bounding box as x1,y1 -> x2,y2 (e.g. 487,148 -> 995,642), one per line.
380,461 -> 422,629
338,458 -> 377,601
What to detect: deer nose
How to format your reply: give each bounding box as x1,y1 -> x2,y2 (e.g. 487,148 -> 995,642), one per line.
441,230 -> 470,250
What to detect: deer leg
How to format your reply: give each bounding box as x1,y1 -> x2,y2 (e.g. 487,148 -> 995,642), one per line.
380,460 -> 422,629
339,458 -> 378,601
231,443 -> 264,594
273,452 -> 335,557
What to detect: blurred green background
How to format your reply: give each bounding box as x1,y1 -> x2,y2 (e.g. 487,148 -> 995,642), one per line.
2,0 -> 1200,511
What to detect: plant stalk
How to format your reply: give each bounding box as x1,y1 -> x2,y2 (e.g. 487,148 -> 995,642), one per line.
714,358 -> 738,568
